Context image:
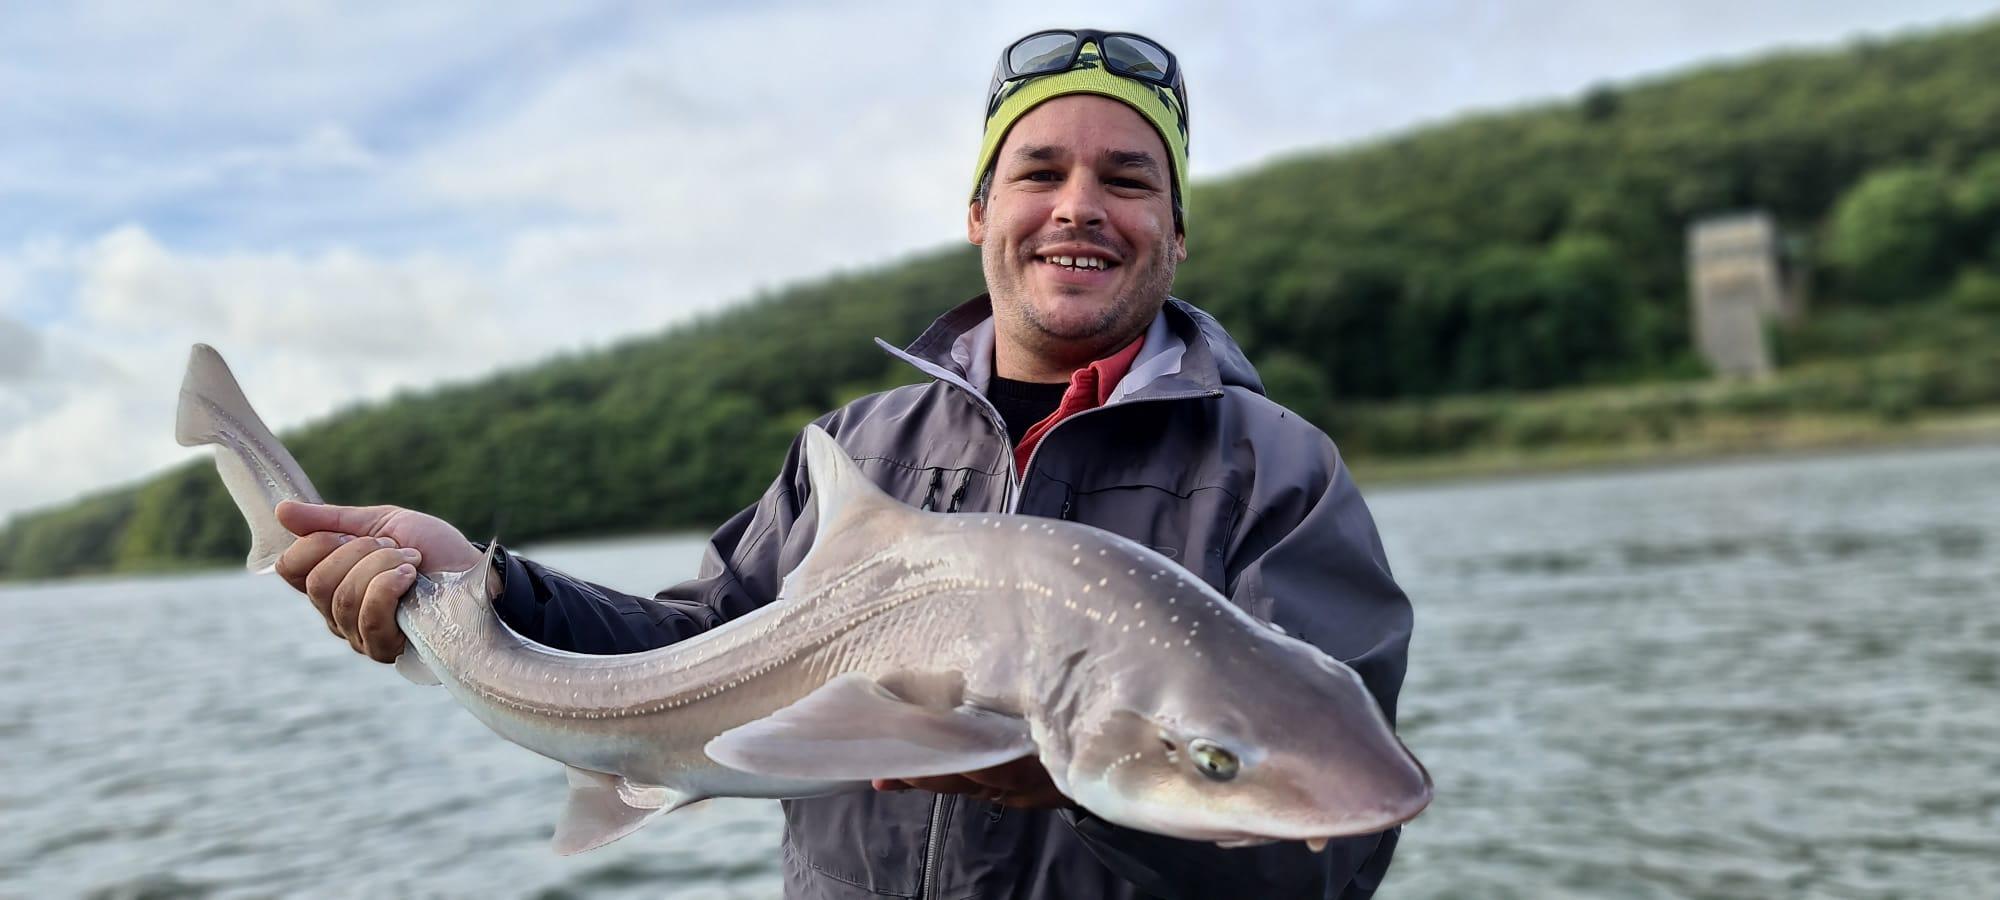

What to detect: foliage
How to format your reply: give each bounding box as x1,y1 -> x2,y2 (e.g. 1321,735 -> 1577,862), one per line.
1822,166 -> 1958,303
8,18 -> 2000,579
1329,340 -> 2000,460
1947,267 -> 2000,315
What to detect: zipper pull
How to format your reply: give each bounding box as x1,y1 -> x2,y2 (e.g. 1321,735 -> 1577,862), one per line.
946,470 -> 971,514
919,469 -> 944,511
1059,486 -> 1074,521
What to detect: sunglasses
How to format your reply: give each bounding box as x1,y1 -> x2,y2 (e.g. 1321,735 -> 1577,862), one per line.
986,29 -> 1187,122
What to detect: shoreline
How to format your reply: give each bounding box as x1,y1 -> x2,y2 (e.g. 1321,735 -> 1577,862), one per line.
7,413 -> 1999,587
1347,408 -> 2000,490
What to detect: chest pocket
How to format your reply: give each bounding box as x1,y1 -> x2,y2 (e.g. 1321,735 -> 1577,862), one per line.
912,466 -> 975,513
1062,482 -> 1245,593
855,459 -> 995,514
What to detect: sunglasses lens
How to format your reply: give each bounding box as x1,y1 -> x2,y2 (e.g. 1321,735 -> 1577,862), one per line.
1008,33 -> 1078,76
1102,36 -> 1171,80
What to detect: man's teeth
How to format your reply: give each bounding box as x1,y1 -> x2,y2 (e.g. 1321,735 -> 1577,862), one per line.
1042,255 -> 1109,270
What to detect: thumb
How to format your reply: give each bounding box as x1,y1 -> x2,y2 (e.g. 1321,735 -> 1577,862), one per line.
275,500 -> 393,538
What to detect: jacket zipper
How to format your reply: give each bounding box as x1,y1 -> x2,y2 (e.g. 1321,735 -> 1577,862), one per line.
1006,391 -> 1219,512
920,795 -> 951,900
886,341 -> 1218,897
915,391 -> 1218,900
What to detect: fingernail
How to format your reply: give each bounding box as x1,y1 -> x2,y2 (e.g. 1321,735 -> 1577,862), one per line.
335,534 -> 355,546
375,537 -> 396,548
400,548 -> 421,562
397,564 -> 415,576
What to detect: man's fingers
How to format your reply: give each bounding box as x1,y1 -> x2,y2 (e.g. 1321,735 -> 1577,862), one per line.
276,531 -> 350,593
869,769 -> 1067,808
996,786 -> 1069,809
331,544 -> 420,651
963,757 -> 1044,791
356,564 -> 416,663
960,765 -> 1018,790
896,775 -> 980,794
304,536 -> 396,631
276,500 -> 397,539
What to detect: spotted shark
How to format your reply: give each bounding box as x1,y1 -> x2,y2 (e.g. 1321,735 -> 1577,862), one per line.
175,343 -> 1430,855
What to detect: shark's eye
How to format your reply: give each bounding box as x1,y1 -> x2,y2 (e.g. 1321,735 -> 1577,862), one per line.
1189,739 -> 1239,781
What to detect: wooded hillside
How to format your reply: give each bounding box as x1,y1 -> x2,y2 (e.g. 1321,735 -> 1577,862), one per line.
8,19 -> 2000,579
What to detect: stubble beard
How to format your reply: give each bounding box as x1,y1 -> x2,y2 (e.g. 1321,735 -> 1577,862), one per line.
984,230 -> 1179,368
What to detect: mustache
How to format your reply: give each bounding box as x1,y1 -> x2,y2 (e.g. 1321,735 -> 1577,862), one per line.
1024,229 -> 1128,260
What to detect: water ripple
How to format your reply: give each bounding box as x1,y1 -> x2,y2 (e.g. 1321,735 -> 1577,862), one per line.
2,444 -> 1996,896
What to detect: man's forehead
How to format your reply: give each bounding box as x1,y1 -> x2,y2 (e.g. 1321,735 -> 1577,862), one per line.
997,95 -> 1168,164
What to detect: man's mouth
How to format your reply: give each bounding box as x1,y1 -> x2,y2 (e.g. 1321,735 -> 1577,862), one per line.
1036,253 -> 1118,272
1033,244 -> 1123,276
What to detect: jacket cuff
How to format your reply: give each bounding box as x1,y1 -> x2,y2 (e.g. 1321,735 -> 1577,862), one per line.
479,543 -> 544,635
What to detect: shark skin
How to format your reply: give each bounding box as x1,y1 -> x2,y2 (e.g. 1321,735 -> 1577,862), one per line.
175,343 -> 1431,856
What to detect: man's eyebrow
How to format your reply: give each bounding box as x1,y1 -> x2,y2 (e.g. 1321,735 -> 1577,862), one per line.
1104,150 -> 1161,175
1007,145 -> 1161,176
1011,145 -> 1063,163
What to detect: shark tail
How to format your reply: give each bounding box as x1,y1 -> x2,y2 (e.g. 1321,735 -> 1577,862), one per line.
176,344 -> 323,573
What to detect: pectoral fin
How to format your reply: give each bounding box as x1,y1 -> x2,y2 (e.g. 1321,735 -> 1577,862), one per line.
704,673 -> 1034,780
393,650 -> 441,686
552,767 -> 681,855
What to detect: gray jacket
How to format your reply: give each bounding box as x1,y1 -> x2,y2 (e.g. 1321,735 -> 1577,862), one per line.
492,296 -> 1414,899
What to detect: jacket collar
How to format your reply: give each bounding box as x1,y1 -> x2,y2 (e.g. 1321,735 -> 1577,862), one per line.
880,294 -> 1259,403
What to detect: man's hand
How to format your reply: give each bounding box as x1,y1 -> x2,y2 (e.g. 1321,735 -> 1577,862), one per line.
273,500 -> 488,664
872,757 -> 1073,810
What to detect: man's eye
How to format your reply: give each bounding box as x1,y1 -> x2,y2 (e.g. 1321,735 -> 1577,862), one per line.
1025,171 -> 1060,182
1110,178 -> 1150,189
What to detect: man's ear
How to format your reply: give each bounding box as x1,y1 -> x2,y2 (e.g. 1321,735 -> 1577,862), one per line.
1173,229 -> 1186,262
967,201 -> 986,245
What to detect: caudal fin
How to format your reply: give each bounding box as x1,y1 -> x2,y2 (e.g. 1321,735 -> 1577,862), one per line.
175,344 -> 323,573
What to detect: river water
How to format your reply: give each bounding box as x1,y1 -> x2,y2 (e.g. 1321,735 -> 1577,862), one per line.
3,444 -> 1996,898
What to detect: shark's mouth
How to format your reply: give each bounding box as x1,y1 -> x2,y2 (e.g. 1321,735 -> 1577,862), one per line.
1067,772 -> 1431,850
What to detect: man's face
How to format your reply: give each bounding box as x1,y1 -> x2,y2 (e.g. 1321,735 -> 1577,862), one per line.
969,95 -> 1186,372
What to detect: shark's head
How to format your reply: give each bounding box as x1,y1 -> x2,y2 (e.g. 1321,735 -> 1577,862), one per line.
1053,625 -> 1431,847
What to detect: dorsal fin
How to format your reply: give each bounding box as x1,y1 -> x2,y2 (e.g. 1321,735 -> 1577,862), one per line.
800,424 -> 899,529
780,425 -> 911,600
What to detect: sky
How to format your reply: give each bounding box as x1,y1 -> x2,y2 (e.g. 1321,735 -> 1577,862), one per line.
2,0 -> 1995,522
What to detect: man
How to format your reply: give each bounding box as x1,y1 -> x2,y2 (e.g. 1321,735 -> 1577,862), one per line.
275,28 -> 1413,899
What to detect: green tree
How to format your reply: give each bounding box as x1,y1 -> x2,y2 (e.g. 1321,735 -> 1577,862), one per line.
1954,152 -> 2000,266
1823,166 -> 1958,303
1256,351 -> 1336,425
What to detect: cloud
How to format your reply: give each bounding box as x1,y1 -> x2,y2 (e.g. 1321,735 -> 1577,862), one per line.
3,0 -> 1997,523
0,315 -> 43,381
0,226 -> 521,518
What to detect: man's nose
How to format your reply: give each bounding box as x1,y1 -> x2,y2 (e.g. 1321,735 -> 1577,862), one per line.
1051,172 -> 1106,228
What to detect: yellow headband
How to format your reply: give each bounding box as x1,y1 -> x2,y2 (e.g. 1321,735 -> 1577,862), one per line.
972,43 -> 1190,225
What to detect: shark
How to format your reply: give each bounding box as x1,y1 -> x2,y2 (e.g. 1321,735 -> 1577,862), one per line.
175,343 -> 1430,855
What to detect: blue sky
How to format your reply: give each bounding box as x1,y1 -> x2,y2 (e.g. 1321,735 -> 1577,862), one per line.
1,0 -> 1994,520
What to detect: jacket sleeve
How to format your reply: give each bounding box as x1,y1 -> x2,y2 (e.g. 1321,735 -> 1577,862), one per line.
1064,431 -> 1415,899
487,435 -> 813,655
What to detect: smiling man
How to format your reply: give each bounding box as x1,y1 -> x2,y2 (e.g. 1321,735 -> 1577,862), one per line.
975,96 -> 1183,383
274,29 -> 1413,899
